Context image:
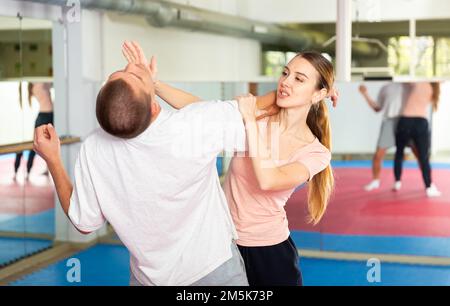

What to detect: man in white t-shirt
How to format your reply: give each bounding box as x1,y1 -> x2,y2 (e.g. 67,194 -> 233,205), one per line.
359,83 -> 417,191
32,58 -> 249,285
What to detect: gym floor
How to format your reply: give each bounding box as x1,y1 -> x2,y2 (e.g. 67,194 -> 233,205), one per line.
8,240 -> 450,286
2,158 -> 450,285
0,153 -> 54,267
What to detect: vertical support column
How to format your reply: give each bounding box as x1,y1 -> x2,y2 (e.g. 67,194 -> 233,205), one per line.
52,18 -> 70,242
409,19 -> 416,78
53,7 -> 99,243
432,36 -> 438,77
336,0 -> 352,82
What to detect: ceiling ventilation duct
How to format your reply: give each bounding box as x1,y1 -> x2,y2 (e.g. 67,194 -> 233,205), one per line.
21,0 -> 384,58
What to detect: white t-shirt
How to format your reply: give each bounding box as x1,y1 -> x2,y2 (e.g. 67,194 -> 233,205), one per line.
68,100 -> 246,286
377,83 -> 404,119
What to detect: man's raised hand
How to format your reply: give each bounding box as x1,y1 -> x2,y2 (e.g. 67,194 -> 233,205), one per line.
122,41 -> 158,81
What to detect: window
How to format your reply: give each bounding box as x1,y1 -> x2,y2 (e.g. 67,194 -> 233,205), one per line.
263,51 -> 332,77
263,51 -> 286,77
436,38 -> 450,77
388,36 -> 450,78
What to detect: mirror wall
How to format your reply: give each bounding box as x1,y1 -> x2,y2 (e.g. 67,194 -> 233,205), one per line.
0,15 -> 55,267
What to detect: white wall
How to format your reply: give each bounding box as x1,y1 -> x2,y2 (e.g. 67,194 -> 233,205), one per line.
102,12 -> 261,82
432,82 -> 450,153
0,82 -> 39,146
330,81 -> 387,154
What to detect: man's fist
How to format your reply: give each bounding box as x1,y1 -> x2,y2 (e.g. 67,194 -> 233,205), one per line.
33,124 -> 61,165
237,94 -> 257,122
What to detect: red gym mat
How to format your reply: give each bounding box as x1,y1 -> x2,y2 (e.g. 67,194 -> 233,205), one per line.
0,157 -> 54,215
286,167 -> 450,237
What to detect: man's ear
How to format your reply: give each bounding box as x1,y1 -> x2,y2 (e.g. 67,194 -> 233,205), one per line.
150,100 -> 160,115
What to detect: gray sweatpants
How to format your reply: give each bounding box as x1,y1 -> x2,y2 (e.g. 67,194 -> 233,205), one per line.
130,241 -> 249,286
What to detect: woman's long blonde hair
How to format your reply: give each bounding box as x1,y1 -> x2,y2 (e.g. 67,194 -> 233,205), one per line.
298,52 -> 335,225
430,82 -> 440,112
28,82 -> 34,107
19,82 -> 34,109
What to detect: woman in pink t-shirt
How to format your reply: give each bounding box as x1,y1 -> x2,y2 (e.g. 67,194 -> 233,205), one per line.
227,52 -> 335,286
122,42 -> 336,286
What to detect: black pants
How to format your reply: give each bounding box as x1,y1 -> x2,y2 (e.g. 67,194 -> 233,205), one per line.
394,117 -> 431,188
237,236 -> 302,286
14,112 -> 54,174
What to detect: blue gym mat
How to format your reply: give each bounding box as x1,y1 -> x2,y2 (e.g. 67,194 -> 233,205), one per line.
0,209 -> 55,236
9,243 -> 450,286
331,160 -> 450,169
301,258 -> 450,286
11,244 -> 129,286
0,237 -> 53,266
291,231 -> 450,257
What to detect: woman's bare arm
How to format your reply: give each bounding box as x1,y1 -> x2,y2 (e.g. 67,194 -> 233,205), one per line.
154,81 -> 201,109
155,80 -> 277,114
237,94 -> 310,191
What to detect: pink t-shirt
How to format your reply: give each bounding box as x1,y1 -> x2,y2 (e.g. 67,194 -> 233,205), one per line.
223,137 -> 331,247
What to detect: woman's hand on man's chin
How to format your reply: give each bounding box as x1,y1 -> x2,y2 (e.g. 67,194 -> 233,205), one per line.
255,91 -> 280,120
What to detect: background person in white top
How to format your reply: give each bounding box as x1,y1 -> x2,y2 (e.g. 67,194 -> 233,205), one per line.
32,43 -> 255,286
358,82 -> 419,191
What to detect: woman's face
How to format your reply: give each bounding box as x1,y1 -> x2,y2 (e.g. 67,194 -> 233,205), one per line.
276,56 -> 324,109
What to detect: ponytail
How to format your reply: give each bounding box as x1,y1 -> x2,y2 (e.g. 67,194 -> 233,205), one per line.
306,101 -> 334,224
18,82 -> 23,109
430,82 -> 440,112
28,82 -> 34,107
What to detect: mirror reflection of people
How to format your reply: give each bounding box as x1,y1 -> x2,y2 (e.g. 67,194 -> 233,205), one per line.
358,83 -> 419,191
393,82 -> 441,198
14,82 -> 54,180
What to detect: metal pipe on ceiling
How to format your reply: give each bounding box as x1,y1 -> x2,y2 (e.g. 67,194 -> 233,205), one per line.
19,0 -> 383,58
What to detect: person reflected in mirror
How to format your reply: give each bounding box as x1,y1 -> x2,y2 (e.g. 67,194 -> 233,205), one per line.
14,82 -> 54,180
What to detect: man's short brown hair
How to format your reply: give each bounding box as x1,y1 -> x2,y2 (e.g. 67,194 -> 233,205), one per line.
96,79 -> 151,139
